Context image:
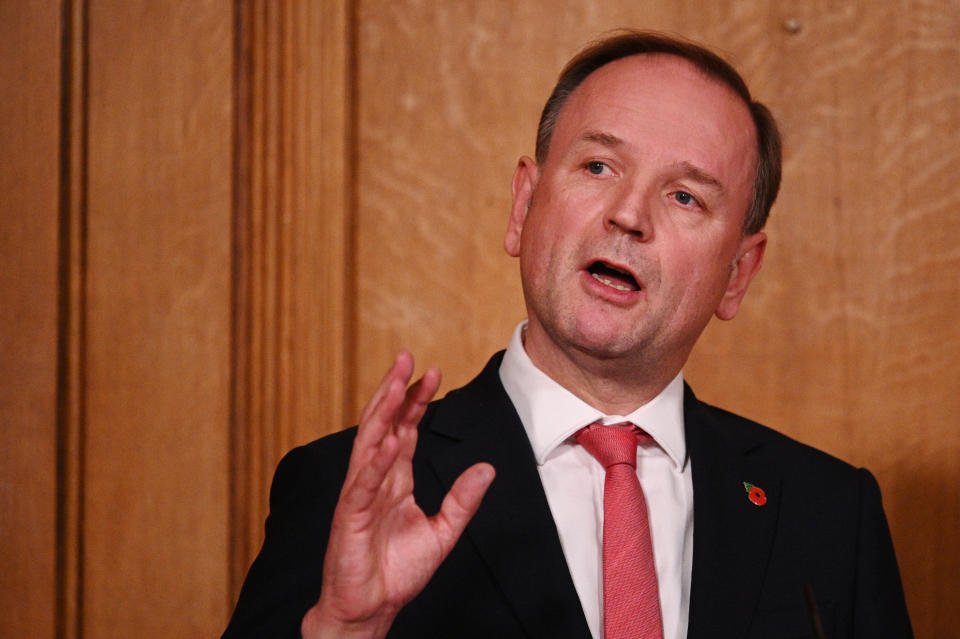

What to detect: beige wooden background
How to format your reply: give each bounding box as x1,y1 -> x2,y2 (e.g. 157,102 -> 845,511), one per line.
2,1 -> 957,637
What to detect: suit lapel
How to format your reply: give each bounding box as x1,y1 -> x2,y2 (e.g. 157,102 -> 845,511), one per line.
424,354 -> 592,639
684,387 -> 782,639
419,359 -> 783,638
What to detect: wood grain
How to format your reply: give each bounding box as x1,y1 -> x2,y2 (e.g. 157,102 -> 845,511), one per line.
79,2 -> 233,636
685,5 -> 960,633
0,3 -> 62,638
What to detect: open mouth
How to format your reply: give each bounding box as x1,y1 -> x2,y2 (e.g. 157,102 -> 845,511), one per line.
587,261 -> 640,292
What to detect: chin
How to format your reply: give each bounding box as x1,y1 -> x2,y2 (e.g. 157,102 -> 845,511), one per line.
565,324 -> 647,361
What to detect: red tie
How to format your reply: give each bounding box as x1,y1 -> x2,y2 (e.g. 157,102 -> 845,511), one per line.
575,423 -> 663,639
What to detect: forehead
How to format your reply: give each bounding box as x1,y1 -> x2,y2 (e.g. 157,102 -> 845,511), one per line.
549,54 -> 758,196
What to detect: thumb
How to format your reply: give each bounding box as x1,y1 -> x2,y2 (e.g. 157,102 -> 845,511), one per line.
431,463 -> 495,552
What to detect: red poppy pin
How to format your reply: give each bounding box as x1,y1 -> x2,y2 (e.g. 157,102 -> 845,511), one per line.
743,481 -> 767,506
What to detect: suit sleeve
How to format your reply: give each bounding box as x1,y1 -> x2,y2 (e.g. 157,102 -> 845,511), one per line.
854,468 -> 913,638
220,434 -> 354,639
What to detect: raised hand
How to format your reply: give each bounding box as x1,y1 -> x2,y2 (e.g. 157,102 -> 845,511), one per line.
301,352 -> 495,639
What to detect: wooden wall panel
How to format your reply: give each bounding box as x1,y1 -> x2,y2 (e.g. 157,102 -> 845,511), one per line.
230,0 -> 351,601
0,3 -> 62,638
1,0 -> 356,636
683,4 -> 960,635
2,1 -> 352,635
80,2 -> 233,636
353,1 -> 959,636
353,1 -> 539,406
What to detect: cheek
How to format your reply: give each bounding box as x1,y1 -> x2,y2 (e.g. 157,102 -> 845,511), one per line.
517,218 -> 555,285
518,201 -> 574,267
663,244 -> 733,306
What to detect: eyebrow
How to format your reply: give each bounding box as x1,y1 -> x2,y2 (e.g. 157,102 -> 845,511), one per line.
671,161 -> 725,193
580,129 -> 624,148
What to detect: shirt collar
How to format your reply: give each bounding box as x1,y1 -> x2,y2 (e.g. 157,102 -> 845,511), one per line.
499,321 -> 688,471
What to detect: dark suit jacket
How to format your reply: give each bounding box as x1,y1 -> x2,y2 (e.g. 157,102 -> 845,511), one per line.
222,353 -> 912,638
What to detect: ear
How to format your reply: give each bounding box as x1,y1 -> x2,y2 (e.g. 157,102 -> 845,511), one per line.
504,156 -> 539,257
715,231 -> 766,321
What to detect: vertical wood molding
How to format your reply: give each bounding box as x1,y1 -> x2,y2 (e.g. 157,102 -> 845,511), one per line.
230,0 -> 352,598
56,1 -> 88,637
2,1 -> 70,636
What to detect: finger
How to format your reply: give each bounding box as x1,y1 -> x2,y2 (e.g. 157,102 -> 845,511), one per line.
358,351 -> 414,426
390,367 -> 441,465
353,353 -> 414,456
392,366 -> 440,439
351,375 -> 402,457
431,463 -> 496,553
345,353 -> 432,494
337,426 -> 404,517
396,367 -> 441,427
346,375 -> 407,486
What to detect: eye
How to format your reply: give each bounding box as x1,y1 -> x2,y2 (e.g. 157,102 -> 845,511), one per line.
586,161 -> 609,175
672,190 -> 699,207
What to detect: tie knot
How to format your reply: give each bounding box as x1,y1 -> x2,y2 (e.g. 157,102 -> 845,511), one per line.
575,422 -> 645,469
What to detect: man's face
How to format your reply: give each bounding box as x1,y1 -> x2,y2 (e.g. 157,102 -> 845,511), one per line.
505,54 -> 766,381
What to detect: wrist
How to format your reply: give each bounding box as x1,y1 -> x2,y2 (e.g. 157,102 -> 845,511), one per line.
300,599 -> 396,639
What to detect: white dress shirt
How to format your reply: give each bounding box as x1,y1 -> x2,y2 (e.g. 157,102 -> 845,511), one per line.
498,322 -> 693,639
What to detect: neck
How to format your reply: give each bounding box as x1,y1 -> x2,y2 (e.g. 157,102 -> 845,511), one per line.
521,325 -> 685,415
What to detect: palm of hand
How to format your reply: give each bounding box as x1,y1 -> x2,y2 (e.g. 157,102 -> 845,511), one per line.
324,453 -> 453,622
305,353 -> 494,639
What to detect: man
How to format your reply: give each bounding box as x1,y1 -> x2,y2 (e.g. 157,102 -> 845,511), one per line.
223,31 -> 912,639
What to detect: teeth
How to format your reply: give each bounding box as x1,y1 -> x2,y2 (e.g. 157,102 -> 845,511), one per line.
591,272 -> 633,291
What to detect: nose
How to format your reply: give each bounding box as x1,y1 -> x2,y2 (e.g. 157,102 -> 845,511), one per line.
604,184 -> 654,241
